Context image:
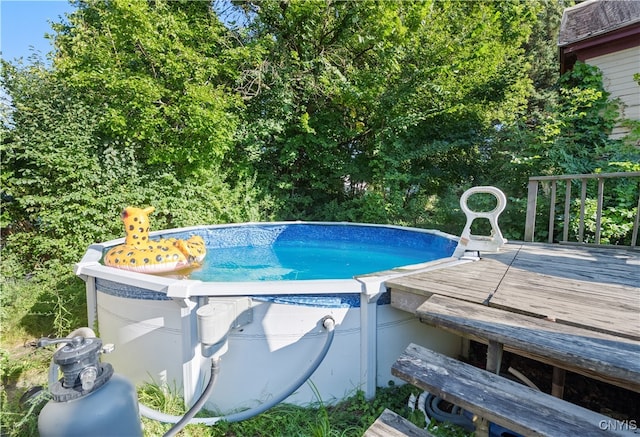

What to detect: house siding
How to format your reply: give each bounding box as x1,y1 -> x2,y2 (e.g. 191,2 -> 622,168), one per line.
585,46 -> 640,138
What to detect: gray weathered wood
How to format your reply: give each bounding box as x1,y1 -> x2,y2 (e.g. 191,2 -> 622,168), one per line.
525,179 -> 539,242
563,180 -> 571,242
362,409 -> 434,437
524,172 -> 640,246
392,344 -> 635,437
390,289 -> 429,315
552,367 -> 566,399
501,244 -> 640,288
485,340 -> 503,375
579,179 -> 588,242
386,246 -> 519,304
415,295 -> 640,392
595,177 -> 605,244
388,242 -> 640,340
548,180 -> 557,243
530,172 -> 640,182
633,194 -> 640,247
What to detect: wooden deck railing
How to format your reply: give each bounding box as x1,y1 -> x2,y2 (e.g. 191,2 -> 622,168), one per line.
524,171 -> 640,247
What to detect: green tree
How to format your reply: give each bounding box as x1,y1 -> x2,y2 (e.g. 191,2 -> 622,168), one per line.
232,0 -> 538,223
52,0 -> 246,175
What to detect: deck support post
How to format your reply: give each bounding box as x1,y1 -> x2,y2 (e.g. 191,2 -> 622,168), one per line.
476,420 -> 490,437
486,340 -> 503,374
552,367 -> 566,399
460,337 -> 471,360
524,180 -> 539,242
477,340 -> 504,437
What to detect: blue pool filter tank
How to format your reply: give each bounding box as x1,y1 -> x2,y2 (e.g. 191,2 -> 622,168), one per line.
37,336 -> 143,437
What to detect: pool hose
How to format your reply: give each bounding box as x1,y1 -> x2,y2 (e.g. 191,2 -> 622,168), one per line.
138,315 -> 336,427
162,357 -> 220,437
423,393 -> 475,431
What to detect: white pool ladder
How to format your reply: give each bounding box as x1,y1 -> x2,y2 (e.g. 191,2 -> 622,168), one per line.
458,186 -> 507,253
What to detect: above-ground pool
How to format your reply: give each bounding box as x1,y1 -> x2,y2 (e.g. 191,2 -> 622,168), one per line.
75,222 -> 466,413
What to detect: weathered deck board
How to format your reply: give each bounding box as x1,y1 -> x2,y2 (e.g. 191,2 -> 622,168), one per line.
362,409 -> 434,437
387,242 -> 640,393
491,278 -> 639,339
392,344 -> 636,437
386,242 -> 640,340
416,295 -> 640,392
385,245 -> 520,304
496,244 -> 639,288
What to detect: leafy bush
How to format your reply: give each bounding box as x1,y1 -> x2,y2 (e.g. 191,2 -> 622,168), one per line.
1,61 -> 273,274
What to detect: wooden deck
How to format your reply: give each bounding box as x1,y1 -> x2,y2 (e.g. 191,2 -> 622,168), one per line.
387,242 -> 640,392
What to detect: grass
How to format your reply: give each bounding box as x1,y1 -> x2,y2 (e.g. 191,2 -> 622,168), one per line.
2,366 -> 472,437
136,381 -> 471,437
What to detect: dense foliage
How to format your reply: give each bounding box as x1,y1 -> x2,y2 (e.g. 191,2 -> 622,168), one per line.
1,1 -> 638,434
235,0 -> 538,222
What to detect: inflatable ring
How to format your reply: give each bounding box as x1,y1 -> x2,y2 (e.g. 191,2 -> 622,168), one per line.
103,206 -> 206,274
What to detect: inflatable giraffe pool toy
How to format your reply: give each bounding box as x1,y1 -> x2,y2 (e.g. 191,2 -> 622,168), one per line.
103,206 -> 206,274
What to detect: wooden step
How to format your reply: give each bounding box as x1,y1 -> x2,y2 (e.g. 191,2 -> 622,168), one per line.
415,294 -> 640,392
392,343 -> 636,437
362,408 -> 435,437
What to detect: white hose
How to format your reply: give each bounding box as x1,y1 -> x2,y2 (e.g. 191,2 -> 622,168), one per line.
139,315 -> 336,425
507,366 -> 541,391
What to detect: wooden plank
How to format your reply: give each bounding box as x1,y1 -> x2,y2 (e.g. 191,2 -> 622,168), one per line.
497,268 -> 639,300
495,287 -> 638,317
525,179 -> 539,242
496,274 -> 639,309
548,180 -> 557,244
509,252 -> 639,281
563,180 -> 571,242
415,295 -> 640,392
386,277 -> 494,304
529,171 -> 640,182
595,178 -> 605,244
580,180 -> 588,243
502,246 -> 640,288
493,282 -> 639,311
491,271 -> 640,340
390,289 -> 429,314
363,409 -> 434,437
392,344 -> 635,437
633,194 -> 640,247
386,250 -> 517,304
431,335 -> 636,393
413,243 -> 640,338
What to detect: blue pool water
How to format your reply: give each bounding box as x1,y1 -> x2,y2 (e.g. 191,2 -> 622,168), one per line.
98,222 -> 458,306
185,223 -> 458,282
